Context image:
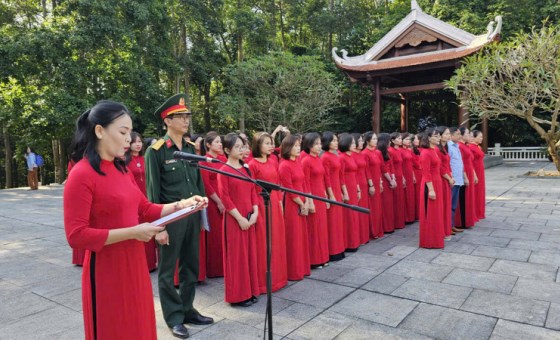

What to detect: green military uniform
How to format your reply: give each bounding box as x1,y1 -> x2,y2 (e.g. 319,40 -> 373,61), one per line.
145,95 -> 206,328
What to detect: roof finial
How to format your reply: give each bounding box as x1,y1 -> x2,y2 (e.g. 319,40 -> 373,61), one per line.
411,0 -> 423,12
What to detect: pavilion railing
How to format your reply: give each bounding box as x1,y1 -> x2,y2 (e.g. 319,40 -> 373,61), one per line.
487,144 -> 548,161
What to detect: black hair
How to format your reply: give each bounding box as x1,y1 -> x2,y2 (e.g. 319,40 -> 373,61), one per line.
69,100 -> 130,175
459,126 -> 469,136
350,133 -> 363,150
411,134 -> 421,155
363,131 -> 376,150
302,132 -> 320,154
222,132 -> 240,158
449,127 -> 460,134
389,132 -> 401,147
321,131 -> 336,152
420,128 -> 440,148
436,126 -> 449,155
201,131 -> 220,156
338,133 -> 354,153
124,131 -> 143,165
377,133 -> 391,161
472,130 -> 482,138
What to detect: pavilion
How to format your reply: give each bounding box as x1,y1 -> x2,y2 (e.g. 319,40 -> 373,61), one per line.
332,0 -> 502,150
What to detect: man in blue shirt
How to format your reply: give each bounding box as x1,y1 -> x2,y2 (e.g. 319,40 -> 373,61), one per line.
447,128 -> 464,232
25,147 -> 38,190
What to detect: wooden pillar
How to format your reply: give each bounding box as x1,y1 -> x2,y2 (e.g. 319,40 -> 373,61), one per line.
482,115 -> 489,152
400,94 -> 408,132
372,78 -> 381,133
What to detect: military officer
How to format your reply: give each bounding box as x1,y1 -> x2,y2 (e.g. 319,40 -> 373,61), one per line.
145,94 -> 214,339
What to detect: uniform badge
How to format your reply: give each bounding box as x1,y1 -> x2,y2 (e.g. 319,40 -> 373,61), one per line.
179,97 -> 185,106
165,159 -> 177,164
166,139 -> 173,148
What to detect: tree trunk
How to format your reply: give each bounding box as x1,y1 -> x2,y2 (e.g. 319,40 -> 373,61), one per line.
52,138 -> 65,184
203,85 -> 211,132
2,125 -> 12,188
547,139 -> 560,172
279,0 -> 286,50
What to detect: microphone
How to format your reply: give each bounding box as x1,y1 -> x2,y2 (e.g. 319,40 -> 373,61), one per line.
173,151 -> 221,163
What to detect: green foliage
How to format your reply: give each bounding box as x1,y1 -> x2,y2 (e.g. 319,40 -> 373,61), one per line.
216,53 -> 342,133
2,0 -> 560,186
447,24 -> 560,170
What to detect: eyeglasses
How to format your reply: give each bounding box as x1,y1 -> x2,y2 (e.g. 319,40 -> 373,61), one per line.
170,113 -> 190,121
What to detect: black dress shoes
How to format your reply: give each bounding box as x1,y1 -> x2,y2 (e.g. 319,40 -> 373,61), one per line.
170,324 -> 189,339
184,313 -> 214,325
231,299 -> 253,307
250,296 -> 259,303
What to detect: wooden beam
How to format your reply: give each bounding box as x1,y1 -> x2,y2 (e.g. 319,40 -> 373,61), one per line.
381,95 -> 404,104
380,82 -> 446,95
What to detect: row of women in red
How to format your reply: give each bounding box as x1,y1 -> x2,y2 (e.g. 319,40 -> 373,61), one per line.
417,126 -> 487,249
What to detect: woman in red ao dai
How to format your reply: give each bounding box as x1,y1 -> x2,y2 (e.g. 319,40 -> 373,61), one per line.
279,135 -> 311,280
320,132 -> 346,261
351,133 -> 371,245
338,133 -> 361,251
301,133 -> 330,267
362,132 -> 384,239
419,128 -> 445,249
249,132 -> 288,293
218,133 -> 260,307
389,133 -> 406,229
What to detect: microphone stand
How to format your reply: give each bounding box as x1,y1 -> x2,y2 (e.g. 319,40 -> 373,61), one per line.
191,161 -> 368,340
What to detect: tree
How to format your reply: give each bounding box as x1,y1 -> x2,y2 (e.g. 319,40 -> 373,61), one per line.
447,25 -> 560,170
216,53 -> 342,133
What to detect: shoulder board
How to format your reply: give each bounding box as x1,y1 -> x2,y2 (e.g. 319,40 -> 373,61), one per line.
152,139 -> 165,150
187,141 -> 196,146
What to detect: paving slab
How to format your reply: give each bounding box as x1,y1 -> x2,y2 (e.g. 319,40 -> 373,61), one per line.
399,303 -> 497,340
203,296 -> 293,327
333,267 -> 381,288
461,289 -> 549,326
470,245 -> 531,262
431,252 -> 496,271
361,273 -> 409,294
0,305 -> 82,340
458,234 -> 511,247
440,241 -> 477,254
391,278 -> 472,308
274,279 -> 354,309
490,319 -> 560,340
530,250 -> 560,267
404,248 -> 441,263
489,259 -> 558,282
189,319 -> 266,340
307,262 -> 355,283
335,253 -> 399,271
255,303 -> 323,337
511,278 -> 560,304
385,260 -> 454,282
443,268 -> 517,294
329,290 -> 418,327
490,228 -> 541,240
287,310 -> 356,339
508,239 -> 560,252
546,303 -> 560,331
335,318 -> 431,340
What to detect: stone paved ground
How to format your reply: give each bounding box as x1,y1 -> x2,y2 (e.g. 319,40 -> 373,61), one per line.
1,161 -> 560,339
